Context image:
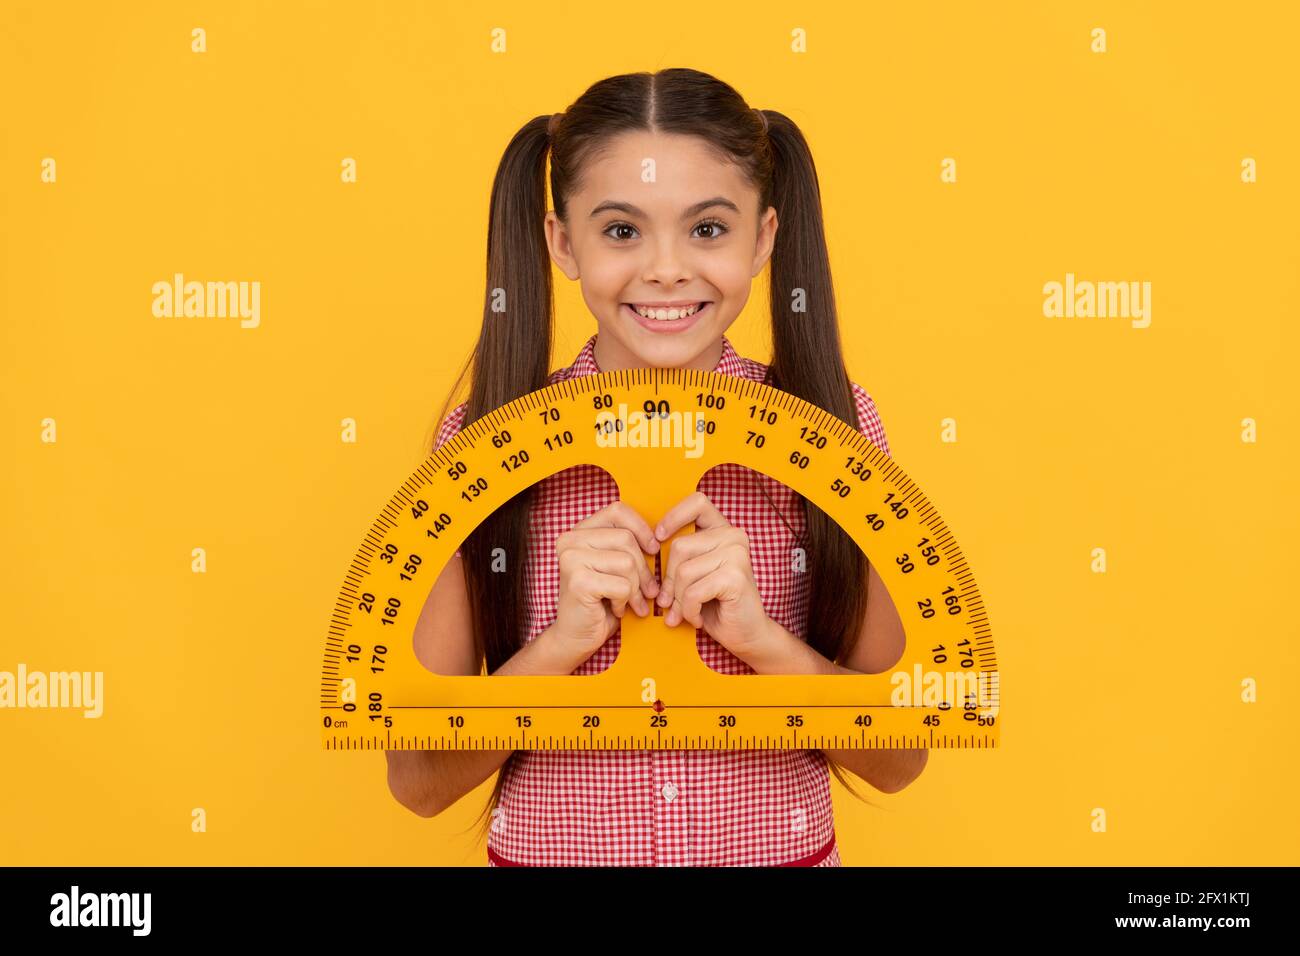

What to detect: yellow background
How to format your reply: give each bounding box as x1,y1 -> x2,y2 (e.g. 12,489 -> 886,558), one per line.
2,1 -> 1296,865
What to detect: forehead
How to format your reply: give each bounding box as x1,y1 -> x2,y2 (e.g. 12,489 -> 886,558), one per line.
574,130 -> 755,215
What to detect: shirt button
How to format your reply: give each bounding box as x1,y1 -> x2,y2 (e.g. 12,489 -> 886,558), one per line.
660,782 -> 679,803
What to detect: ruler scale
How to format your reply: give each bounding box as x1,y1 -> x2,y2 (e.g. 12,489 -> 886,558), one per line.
321,369 -> 999,751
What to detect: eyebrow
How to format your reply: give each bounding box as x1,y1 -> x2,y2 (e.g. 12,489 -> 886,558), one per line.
588,196 -> 741,220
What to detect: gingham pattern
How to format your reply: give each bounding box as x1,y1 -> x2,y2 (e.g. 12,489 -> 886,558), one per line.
434,333 -> 890,866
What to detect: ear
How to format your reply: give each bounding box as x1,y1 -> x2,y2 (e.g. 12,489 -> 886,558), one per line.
752,205 -> 778,276
544,210 -> 581,280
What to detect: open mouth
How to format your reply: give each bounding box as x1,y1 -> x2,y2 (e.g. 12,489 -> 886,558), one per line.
621,301 -> 712,330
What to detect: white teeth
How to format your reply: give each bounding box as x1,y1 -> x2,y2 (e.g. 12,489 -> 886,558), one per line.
631,302 -> 704,321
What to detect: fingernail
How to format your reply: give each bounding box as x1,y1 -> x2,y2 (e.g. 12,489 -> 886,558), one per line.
657,591 -> 670,606
655,524 -> 666,539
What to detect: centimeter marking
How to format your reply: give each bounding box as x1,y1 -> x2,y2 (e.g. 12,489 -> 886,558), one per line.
329,733 -> 992,750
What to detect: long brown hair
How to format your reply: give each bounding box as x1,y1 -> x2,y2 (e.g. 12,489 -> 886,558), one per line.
429,68 -> 878,843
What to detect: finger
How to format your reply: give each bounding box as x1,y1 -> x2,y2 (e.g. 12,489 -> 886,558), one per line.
665,551 -> 725,627
569,548 -> 634,616
608,528 -> 660,605
579,500 -> 660,555
559,540 -> 649,617
588,547 -> 649,616
654,491 -> 727,543
576,566 -> 635,618
655,526 -> 728,609
566,528 -> 659,606
683,564 -> 749,629
599,546 -> 652,616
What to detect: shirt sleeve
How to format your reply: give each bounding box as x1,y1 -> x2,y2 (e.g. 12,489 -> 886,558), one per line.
849,381 -> 890,457
432,401 -> 471,558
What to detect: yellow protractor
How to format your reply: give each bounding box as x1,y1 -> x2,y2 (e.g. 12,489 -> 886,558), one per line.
321,369 -> 998,751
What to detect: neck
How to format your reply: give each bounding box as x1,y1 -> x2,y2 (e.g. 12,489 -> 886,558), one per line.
594,335 -> 724,373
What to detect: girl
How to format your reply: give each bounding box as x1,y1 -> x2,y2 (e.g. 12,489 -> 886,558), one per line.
388,67 -> 927,866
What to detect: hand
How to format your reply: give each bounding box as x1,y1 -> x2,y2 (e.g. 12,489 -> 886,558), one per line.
549,500 -> 662,660
653,491 -> 771,658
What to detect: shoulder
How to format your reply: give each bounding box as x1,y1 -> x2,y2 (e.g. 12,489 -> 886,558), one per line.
433,400 -> 471,452
849,380 -> 890,457
740,351 -> 890,456
735,354 -> 771,383
433,358 -> 574,454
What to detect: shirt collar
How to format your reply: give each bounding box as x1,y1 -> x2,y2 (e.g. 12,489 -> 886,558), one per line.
563,333 -> 751,381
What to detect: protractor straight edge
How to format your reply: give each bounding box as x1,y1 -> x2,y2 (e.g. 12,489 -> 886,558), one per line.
321,368 -> 998,751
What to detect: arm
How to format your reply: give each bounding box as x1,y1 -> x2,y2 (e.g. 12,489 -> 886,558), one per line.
385,615 -> 578,818
388,404 -> 524,817
743,559 -> 928,795
384,499 -> 583,817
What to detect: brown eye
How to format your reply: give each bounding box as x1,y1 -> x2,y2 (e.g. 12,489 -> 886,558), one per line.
604,222 -> 638,242
693,218 -> 729,240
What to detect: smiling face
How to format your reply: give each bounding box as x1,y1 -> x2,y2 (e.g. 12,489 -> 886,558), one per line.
544,129 -> 778,372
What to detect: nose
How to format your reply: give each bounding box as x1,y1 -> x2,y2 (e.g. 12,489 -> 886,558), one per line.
641,236 -> 694,287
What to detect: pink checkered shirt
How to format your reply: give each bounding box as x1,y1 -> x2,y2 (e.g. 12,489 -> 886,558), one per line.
433,333 -> 891,866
